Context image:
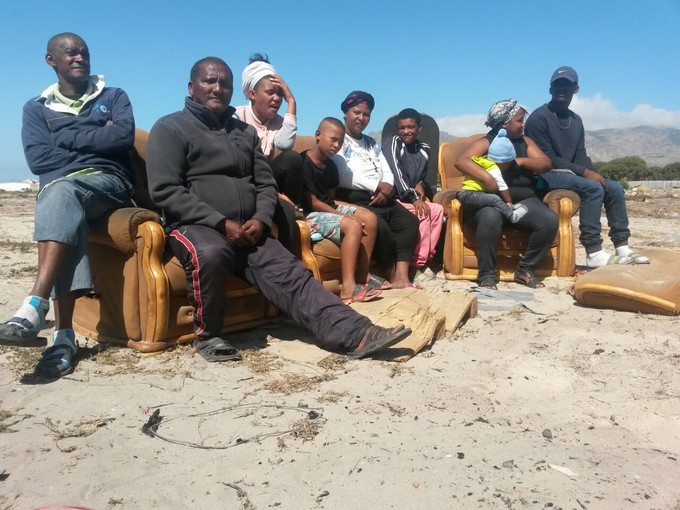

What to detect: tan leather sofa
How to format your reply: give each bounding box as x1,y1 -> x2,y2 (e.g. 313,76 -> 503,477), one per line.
435,134 -> 581,281
72,129 -> 277,353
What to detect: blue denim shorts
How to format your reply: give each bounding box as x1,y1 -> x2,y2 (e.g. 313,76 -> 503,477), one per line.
34,172 -> 132,298
305,204 -> 357,245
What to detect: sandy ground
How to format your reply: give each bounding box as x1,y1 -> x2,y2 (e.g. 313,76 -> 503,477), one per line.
1,189 -> 679,510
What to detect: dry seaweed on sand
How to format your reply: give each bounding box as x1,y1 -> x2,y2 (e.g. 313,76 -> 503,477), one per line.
262,372 -> 336,395
316,390 -> 349,403
43,415 -> 115,439
142,402 -> 325,449
317,353 -> 350,371
241,349 -> 284,374
1,346 -> 43,377
290,416 -> 323,441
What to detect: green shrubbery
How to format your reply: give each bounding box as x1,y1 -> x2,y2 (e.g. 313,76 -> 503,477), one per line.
594,157 -> 680,182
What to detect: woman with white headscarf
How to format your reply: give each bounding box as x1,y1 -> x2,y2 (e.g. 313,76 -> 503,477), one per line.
235,53 -> 303,252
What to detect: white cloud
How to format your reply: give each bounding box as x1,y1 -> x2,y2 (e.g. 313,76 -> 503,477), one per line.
436,95 -> 680,136
435,114 -> 487,137
571,94 -> 680,130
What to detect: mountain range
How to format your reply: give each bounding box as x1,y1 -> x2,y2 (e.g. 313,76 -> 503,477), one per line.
374,126 -> 680,167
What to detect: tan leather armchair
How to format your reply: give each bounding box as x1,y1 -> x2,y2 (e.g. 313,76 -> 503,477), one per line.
72,129 -> 277,353
435,135 -> 581,281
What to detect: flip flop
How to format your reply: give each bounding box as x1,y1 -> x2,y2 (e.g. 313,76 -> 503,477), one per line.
35,342 -> 77,378
341,285 -> 382,305
194,337 -> 241,362
348,325 -> 412,359
367,274 -> 393,291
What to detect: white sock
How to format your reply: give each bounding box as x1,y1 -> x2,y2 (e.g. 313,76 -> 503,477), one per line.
586,250 -> 612,268
52,329 -> 76,348
616,245 -> 633,257
10,296 -> 49,329
510,204 -> 528,223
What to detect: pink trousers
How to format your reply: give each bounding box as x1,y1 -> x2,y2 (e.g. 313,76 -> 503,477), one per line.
397,200 -> 444,267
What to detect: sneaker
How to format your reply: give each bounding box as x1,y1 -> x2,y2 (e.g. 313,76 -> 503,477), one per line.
0,318 -> 44,347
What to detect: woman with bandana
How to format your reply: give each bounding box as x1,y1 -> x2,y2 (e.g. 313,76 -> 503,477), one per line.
332,90 -> 420,289
454,99 -> 558,289
235,54 -> 303,252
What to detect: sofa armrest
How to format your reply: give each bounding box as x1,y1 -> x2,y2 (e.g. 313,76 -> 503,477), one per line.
543,189 -> 581,217
89,207 -> 162,255
441,194 -> 465,275
433,189 -> 459,219
295,219 -> 323,281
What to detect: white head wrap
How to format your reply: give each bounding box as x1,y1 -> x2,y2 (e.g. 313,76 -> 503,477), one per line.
241,60 -> 277,99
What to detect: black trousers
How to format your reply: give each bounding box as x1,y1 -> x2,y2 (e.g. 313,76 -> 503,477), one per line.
337,189 -> 419,270
464,196 -> 558,281
167,225 -> 371,351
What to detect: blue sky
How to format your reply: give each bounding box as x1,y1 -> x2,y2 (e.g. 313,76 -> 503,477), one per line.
1,0 -> 679,181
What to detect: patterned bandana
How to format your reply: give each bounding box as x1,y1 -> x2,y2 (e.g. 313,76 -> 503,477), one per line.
485,99 -> 520,129
341,90 -> 375,113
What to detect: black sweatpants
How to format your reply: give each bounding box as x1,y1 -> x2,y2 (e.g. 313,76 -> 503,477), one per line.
465,196 -> 558,281
167,225 -> 371,351
337,189 -> 419,270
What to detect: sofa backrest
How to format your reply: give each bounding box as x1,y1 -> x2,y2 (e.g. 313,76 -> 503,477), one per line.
293,135 -> 316,153
381,113 -> 440,191
130,129 -> 158,211
438,133 -> 485,191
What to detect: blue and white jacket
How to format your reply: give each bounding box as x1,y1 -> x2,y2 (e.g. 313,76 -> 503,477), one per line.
382,135 -> 430,203
21,75 -> 135,189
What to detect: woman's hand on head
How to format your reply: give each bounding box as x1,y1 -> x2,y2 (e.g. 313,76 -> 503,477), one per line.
269,74 -> 294,103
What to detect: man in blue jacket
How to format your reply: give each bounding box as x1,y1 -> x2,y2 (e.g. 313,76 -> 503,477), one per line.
0,33 -> 135,377
145,57 -> 411,362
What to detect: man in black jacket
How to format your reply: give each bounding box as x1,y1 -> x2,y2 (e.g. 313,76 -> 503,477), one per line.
146,57 -> 411,361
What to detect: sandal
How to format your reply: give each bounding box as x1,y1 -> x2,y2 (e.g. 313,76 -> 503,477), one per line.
627,252 -> 650,264
514,269 -> 544,289
194,337 -> 241,362
348,324 -> 412,359
341,285 -> 382,305
35,342 -> 77,378
367,274 -> 393,291
477,276 -> 498,290
0,317 -> 46,347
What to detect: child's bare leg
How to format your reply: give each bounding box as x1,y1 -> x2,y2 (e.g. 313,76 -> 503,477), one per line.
352,207 -> 377,283
339,216 -> 364,299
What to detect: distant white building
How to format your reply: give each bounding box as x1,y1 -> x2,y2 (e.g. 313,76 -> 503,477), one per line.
0,179 -> 38,192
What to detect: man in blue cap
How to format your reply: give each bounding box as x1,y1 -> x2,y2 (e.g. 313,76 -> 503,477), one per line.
525,66 -> 649,268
